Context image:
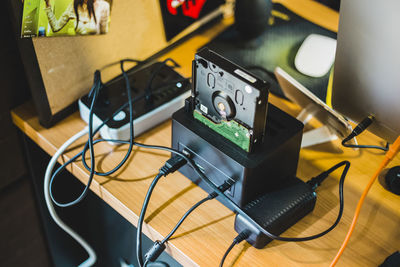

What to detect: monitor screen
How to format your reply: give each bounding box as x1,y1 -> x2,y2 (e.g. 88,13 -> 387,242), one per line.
332,0 -> 400,142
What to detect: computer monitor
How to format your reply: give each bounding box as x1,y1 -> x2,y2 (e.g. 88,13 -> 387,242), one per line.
332,0 -> 400,143
275,67 -> 355,148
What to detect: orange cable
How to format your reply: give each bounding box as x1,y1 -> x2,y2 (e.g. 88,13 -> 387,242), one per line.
330,135 -> 400,267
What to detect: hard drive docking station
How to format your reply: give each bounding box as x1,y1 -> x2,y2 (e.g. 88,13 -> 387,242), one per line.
172,99 -> 304,208
170,50 -> 317,251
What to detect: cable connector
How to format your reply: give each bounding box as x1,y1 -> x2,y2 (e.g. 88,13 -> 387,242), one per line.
351,115 -> 374,137
234,230 -> 250,244
342,116 -> 374,144
219,179 -> 235,192
159,155 -> 187,176
144,240 -> 166,263
208,179 -> 235,199
306,172 -> 330,191
220,230 -> 250,267
306,161 -> 351,191
88,70 -> 102,99
342,115 -> 389,151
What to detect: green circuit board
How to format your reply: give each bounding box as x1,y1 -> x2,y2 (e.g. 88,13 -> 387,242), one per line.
193,110 -> 251,152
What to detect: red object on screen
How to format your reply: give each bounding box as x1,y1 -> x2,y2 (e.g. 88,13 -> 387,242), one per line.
166,0 -> 207,19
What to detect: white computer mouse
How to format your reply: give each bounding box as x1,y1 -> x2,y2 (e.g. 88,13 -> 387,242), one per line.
294,34 -> 337,78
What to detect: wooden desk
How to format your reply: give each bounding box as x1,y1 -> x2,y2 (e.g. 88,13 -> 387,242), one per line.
12,1 -> 400,266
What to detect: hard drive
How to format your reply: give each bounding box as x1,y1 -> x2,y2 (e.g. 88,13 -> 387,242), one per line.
192,48 -> 269,152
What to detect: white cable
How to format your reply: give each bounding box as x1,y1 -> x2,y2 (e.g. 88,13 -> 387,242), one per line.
44,127 -> 97,267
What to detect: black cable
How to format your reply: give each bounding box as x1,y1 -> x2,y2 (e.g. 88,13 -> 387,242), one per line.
220,242 -> 236,267
220,230 -> 250,267
49,138 -> 132,206
219,160 -> 348,266
80,60 -> 185,178
79,80 -> 189,175
99,58 -> 142,71
145,58 -> 180,102
294,160 -> 350,240
49,59 -> 141,207
50,56 -> 351,257
141,179 -> 233,265
49,59 -> 187,204
342,140 -> 389,151
79,59 -> 136,177
51,71 -> 101,207
234,160 -> 350,244
61,140 -> 348,263
161,195 -> 212,243
57,66 -> 189,181
136,156 -> 187,267
159,180 -> 233,246
52,102 -> 350,253
307,160 -> 350,191
50,96 -> 141,206
342,115 -> 389,151
132,145 -> 349,242
141,197 -> 216,265
136,172 -> 164,267
50,78 -> 190,206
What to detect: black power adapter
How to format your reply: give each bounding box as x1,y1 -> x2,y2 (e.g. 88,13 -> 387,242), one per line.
234,177 -> 316,248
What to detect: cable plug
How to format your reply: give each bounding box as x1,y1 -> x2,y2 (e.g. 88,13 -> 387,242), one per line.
88,70 -> 102,99
352,115 -> 374,136
219,179 -> 235,192
144,240 -> 166,263
234,230 -> 250,244
306,161 -> 351,191
159,155 -> 187,177
306,172 -> 330,191
343,115 -> 374,143
342,116 -> 389,151
220,230 -> 250,267
208,179 -> 235,199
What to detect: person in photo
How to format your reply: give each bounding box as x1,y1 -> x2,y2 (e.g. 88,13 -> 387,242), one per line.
44,0 -> 110,35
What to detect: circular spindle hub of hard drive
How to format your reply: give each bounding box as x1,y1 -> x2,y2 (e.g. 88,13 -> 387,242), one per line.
212,91 -> 236,120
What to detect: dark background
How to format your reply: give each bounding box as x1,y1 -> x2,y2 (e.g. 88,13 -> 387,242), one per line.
159,0 -> 225,40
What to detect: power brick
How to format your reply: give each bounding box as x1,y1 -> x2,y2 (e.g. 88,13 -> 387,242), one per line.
234,177 -> 316,248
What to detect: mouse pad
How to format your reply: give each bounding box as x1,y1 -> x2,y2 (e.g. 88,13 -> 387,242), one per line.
202,3 -> 336,101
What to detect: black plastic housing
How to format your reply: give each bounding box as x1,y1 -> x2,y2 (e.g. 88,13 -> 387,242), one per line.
80,62 -> 190,130
234,177 -> 316,249
171,101 -> 304,208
